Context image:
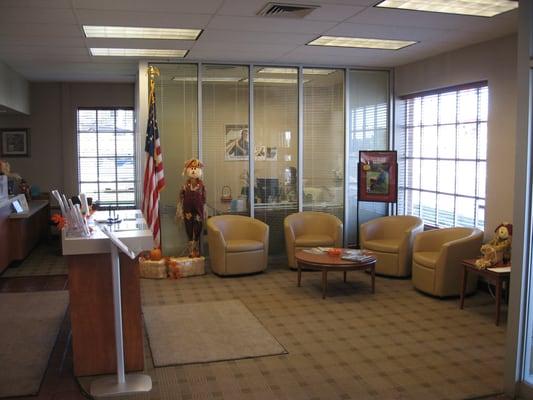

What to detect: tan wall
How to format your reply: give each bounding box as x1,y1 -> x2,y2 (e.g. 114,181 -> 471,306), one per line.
395,34 -> 517,235
0,82 -> 134,196
0,60 -> 29,114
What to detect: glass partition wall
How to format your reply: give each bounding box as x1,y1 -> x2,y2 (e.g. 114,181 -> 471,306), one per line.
303,68 -> 345,222
253,66 -> 299,255
201,65 -> 250,217
346,70 -> 390,246
155,64 -> 198,256
152,63 -> 390,255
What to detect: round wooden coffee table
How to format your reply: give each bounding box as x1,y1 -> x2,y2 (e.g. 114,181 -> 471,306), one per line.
295,250 -> 376,299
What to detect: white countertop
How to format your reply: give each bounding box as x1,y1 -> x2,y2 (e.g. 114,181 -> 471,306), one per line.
9,200 -> 48,219
61,209 -> 154,256
0,194 -> 29,211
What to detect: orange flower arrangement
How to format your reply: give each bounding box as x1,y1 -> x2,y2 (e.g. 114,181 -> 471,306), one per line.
50,214 -> 66,230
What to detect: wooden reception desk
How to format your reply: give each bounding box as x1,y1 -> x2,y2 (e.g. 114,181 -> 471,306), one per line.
62,210 -> 153,377
0,196 -> 49,274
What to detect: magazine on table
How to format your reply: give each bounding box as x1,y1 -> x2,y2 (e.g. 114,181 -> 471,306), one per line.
302,247 -> 374,262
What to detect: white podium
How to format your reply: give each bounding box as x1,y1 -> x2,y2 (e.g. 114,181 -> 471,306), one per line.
90,225 -> 152,397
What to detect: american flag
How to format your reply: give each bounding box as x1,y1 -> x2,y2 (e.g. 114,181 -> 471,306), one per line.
142,77 -> 165,248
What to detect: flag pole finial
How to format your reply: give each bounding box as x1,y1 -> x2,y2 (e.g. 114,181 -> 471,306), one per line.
148,66 -> 160,79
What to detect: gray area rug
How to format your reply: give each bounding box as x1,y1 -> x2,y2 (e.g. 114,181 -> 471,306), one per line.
1,243 -> 67,277
143,300 -> 287,366
0,290 -> 68,398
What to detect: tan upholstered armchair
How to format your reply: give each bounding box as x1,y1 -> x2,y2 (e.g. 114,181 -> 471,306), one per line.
360,215 -> 424,277
412,227 -> 483,297
284,211 -> 343,269
207,215 -> 269,276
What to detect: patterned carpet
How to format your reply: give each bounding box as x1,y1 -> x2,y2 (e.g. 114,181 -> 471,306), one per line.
1,241 -> 67,277
79,264 -> 506,400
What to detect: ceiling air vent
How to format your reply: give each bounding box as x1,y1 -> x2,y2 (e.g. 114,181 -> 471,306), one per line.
257,2 -> 320,18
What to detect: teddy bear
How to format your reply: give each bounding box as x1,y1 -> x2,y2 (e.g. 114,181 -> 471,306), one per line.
474,222 -> 512,269
0,160 -> 21,179
488,222 -> 512,264
475,244 -> 498,269
176,158 -> 206,258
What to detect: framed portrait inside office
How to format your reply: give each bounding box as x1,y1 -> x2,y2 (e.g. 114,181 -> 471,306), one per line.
255,145 -> 266,161
358,150 -> 397,203
225,124 -> 249,161
1,129 -> 30,157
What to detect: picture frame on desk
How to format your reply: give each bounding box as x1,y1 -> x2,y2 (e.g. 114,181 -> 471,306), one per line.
1,129 -> 30,157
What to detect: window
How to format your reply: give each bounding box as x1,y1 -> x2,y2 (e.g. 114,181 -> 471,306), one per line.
77,108 -> 136,208
399,82 -> 488,229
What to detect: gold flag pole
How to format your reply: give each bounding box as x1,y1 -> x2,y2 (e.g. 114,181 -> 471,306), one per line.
147,66 -> 160,105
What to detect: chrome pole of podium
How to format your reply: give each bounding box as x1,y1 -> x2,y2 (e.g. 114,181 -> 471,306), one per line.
90,228 -> 152,397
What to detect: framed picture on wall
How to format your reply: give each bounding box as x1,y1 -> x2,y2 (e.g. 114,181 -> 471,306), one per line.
1,129 -> 30,157
255,145 -> 266,161
266,147 -> 278,161
358,150 -> 397,203
225,124 -> 249,161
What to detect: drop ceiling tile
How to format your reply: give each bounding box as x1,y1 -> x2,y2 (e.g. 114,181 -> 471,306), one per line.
14,61 -> 139,76
187,47 -> 292,62
325,22 -> 459,42
189,41 -> 297,59
0,46 -> 88,56
283,44 -> 395,58
3,54 -> 92,63
72,0 -> 223,14
346,6 -> 518,33
207,15 -> 337,34
218,0 -> 365,22
0,37 -> 85,47
0,0 -> 71,9
275,50 -> 390,67
0,23 -> 82,38
75,9 -> 211,28
199,29 -> 315,45
0,7 -> 76,24
304,4 -> 366,21
13,63 -> 137,81
306,0 -> 378,5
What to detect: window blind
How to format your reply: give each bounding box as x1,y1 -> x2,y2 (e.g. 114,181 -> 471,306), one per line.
398,84 -> 488,229
77,108 -> 136,208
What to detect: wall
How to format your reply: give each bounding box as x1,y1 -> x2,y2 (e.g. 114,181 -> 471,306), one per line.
0,60 -> 29,114
505,0 -> 533,396
395,34 -> 517,235
0,82 -> 134,196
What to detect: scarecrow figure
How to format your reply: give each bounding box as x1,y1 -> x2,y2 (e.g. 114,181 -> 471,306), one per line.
176,158 -> 206,257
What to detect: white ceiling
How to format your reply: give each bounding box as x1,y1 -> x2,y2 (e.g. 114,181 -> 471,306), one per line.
0,0 -> 518,82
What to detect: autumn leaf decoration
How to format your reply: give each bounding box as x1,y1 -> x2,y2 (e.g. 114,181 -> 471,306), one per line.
51,213 -> 66,230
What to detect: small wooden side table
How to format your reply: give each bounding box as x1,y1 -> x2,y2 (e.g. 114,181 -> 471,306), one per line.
459,259 -> 511,326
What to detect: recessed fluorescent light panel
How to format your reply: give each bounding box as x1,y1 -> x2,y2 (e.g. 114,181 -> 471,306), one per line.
172,77 -> 241,82
90,48 -> 188,57
375,0 -> 517,17
83,26 -> 202,40
258,67 -> 335,75
255,78 -> 299,84
308,36 -> 416,50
